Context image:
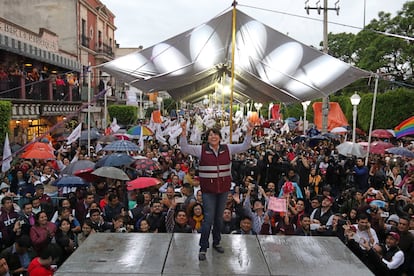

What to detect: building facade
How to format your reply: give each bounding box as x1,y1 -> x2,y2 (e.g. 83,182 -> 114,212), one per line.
0,0 -> 117,143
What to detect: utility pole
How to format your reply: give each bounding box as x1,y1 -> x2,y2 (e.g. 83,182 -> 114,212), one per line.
305,0 -> 340,134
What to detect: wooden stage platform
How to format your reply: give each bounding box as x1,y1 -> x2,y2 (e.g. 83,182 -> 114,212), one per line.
55,233 -> 373,275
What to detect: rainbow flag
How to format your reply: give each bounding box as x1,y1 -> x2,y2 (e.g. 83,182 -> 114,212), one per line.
394,115 -> 414,139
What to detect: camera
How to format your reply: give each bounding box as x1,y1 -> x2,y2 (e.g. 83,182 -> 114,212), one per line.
380,212 -> 389,218
118,227 -> 127,233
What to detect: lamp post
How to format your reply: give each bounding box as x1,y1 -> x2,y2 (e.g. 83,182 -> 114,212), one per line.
350,92 -> 361,143
101,72 -> 110,129
87,63 -> 91,157
137,90 -> 143,119
301,100 -> 311,135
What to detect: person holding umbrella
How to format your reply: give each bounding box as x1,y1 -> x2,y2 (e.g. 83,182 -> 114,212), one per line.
179,122 -> 253,261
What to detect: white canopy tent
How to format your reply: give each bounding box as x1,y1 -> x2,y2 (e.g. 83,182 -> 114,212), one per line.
101,9 -> 371,104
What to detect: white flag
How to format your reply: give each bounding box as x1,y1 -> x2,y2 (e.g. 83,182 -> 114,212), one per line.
1,133 -> 12,173
110,118 -> 120,133
138,126 -> 144,152
66,123 -> 82,145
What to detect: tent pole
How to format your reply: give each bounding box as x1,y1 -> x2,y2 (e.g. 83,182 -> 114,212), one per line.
229,0 -> 237,143
365,74 -> 379,166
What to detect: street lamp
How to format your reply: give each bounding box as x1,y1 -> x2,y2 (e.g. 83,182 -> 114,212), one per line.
101,72 -> 110,129
350,92 -> 361,143
137,90 -> 143,119
301,100 -> 311,135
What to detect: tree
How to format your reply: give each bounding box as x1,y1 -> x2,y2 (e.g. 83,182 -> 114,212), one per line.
107,105 -> 138,127
326,2 -> 414,87
0,101 -> 12,146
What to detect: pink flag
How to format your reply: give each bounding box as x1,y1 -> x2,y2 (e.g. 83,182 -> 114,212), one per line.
268,197 -> 287,213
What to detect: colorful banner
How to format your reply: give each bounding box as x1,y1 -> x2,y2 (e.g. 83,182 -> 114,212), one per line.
394,115 -> 414,139
268,197 -> 287,213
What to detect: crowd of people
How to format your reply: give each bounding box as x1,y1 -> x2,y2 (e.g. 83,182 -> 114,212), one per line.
0,62 -> 80,101
0,114 -> 413,275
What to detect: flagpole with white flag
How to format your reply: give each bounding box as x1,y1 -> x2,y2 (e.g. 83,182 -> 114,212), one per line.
1,133 -> 12,173
138,126 -> 144,152
110,118 -> 120,133
66,123 -> 82,145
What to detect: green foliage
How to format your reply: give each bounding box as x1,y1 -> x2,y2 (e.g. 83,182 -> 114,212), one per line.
0,101 -> 12,145
283,89 -> 414,131
107,105 -> 138,126
145,106 -> 156,118
327,2 -> 414,85
162,98 -> 177,114
357,88 -> 414,130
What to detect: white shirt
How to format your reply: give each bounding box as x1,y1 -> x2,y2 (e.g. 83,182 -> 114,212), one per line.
382,248 -> 404,270
353,225 -> 379,249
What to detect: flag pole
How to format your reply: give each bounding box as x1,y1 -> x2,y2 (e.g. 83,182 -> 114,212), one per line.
87,62 -> 91,157
229,0 -> 237,143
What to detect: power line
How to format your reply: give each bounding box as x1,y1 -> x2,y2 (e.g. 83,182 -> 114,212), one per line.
239,4 -> 414,42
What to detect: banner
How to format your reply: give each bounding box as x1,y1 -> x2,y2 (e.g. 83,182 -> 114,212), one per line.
1,133 -> 12,173
66,123 -> 82,145
271,104 -> 281,120
268,197 -> 287,213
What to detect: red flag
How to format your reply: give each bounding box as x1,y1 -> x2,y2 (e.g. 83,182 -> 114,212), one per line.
271,104 -> 281,120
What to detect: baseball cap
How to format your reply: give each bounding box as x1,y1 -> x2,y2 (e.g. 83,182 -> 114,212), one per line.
323,195 -> 334,204
386,231 -> 400,242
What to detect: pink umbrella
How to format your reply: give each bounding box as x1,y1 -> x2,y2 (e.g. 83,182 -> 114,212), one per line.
126,177 -> 162,190
369,141 -> 394,154
372,129 -> 394,139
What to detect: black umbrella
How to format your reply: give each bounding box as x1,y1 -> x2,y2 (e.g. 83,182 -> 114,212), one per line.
322,133 -> 340,140
61,160 -> 96,175
54,176 -> 89,187
292,135 -> 308,144
95,153 -> 135,168
308,134 -> 329,147
133,157 -> 161,171
80,128 -> 102,141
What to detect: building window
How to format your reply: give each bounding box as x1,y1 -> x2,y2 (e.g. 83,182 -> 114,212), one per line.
98,30 -> 102,48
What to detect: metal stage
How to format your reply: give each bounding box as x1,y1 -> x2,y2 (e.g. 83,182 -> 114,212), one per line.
55,233 -> 373,276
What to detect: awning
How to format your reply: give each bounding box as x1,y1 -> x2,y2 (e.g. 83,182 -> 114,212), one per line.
0,33 -> 81,72
101,9 -> 371,104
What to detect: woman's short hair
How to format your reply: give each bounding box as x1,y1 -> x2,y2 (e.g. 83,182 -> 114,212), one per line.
206,128 -> 222,139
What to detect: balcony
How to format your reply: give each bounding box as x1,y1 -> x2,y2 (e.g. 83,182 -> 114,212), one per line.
81,35 -> 91,48
95,42 -> 114,62
0,76 -> 82,102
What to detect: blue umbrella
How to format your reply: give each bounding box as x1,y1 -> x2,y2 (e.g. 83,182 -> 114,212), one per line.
386,147 -> 414,158
286,117 -> 298,122
95,153 -> 135,168
102,140 -> 140,152
54,176 -> 89,187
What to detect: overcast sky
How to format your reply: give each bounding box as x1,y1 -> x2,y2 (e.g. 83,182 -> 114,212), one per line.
100,0 -> 409,49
